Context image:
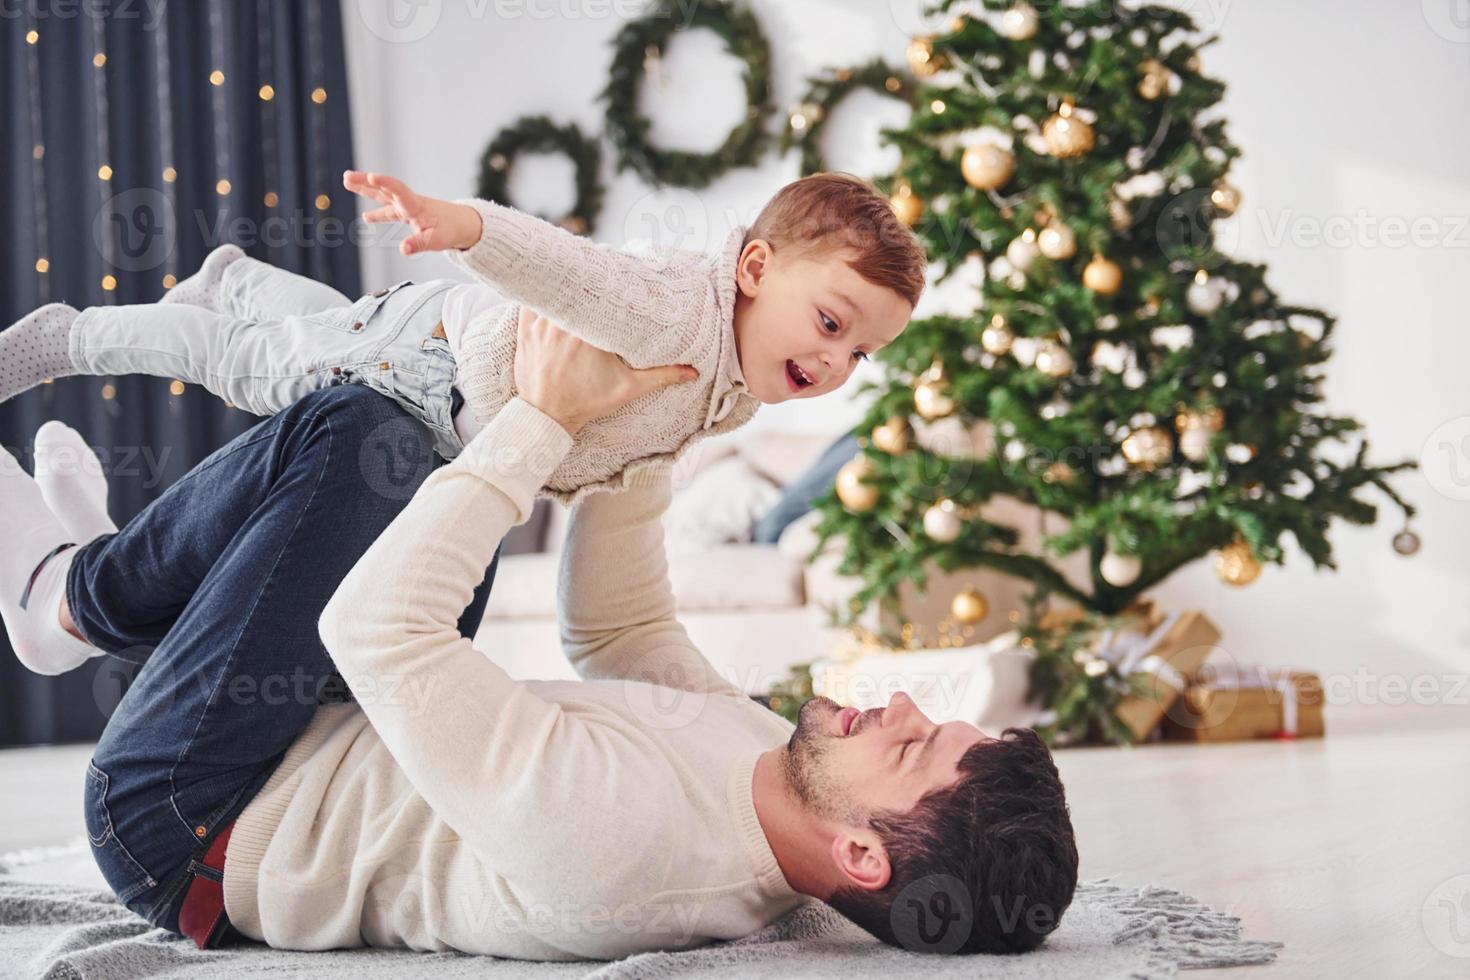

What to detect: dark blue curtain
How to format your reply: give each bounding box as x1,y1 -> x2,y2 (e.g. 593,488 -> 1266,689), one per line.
1,0 -> 361,747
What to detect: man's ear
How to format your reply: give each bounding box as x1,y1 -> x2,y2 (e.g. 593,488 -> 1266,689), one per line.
736,239 -> 772,299
829,829 -> 891,893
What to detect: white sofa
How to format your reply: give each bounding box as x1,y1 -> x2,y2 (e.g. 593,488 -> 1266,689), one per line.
471,430 -> 1041,695
471,435 -> 855,695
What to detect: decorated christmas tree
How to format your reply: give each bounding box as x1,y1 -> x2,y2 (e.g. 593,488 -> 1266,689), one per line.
806,1 -> 1416,741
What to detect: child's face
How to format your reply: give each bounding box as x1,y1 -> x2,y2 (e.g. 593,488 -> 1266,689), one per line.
731,241 -> 912,405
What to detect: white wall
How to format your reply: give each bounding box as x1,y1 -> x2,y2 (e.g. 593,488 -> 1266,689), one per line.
342,1 -> 1470,690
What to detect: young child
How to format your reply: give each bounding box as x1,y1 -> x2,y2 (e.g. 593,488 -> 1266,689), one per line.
0,170 -> 925,505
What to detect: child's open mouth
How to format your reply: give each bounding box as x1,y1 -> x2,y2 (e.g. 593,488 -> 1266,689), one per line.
785,359 -> 815,392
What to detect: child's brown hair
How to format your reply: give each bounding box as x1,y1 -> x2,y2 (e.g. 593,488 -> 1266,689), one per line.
748,172 -> 928,308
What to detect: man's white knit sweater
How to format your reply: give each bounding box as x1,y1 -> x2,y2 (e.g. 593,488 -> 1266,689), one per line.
220,398 -> 807,959
439,200 -> 760,506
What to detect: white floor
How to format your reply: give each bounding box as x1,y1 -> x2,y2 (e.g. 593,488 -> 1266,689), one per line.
3,704 -> 1466,977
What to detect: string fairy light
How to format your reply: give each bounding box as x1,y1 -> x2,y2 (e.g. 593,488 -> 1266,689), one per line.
154,0 -> 180,293
306,0 -> 333,234
24,7 -> 50,304
256,0 -> 281,242
91,12 -> 116,299
208,0 -> 232,203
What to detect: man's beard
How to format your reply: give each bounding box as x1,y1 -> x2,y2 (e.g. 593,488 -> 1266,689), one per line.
782,697 -> 868,826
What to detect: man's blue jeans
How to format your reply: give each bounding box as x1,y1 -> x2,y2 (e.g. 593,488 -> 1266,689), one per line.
67,386 -> 500,934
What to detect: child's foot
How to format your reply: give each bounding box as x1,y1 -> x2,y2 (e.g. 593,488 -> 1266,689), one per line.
159,243 -> 246,311
0,303 -> 79,403
0,446 -> 96,676
34,421 -> 117,543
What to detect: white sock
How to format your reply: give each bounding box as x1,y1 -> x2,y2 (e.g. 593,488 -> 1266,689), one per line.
34,421 -> 118,543
0,447 -> 97,675
0,303 -> 79,403
159,243 -> 246,311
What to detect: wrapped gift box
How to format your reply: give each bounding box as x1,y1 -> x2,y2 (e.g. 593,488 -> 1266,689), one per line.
1163,667 -> 1325,742
1108,611 -> 1223,742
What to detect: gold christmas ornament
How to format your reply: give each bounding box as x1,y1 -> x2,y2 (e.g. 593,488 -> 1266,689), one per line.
1120,426 -> 1173,470
1042,461 -> 1076,485
1392,528 -> 1421,556
960,143 -> 1015,190
1215,539 -> 1262,586
922,499 -> 963,543
835,457 -> 880,512
1042,101 -> 1094,158
1210,182 -> 1242,217
907,36 -> 940,77
998,2 -> 1039,41
980,315 -> 1014,355
871,417 -> 910,455
914,361 -> 956,419
1082,254 -> 1123,295
889,182 -> 924,227
1137,59 -> 1171,101
1035,337 -> 1074,378
951,587 -> 990,625
1037,222 -> 1076,260
1175,405 -> 1226,433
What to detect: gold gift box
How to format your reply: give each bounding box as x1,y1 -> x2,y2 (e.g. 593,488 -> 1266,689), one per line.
1162,668 -> 1325,742
1113,611 -> 1223,742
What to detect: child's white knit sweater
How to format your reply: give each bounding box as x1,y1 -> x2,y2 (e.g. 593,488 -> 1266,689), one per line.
439,200 -> 759,505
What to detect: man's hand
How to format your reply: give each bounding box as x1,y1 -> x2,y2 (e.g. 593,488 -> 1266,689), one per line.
514,309 -> 698,436
344,170 -> 482,256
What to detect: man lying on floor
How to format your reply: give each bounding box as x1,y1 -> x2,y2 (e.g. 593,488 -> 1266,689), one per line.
0,314 -> 1078,960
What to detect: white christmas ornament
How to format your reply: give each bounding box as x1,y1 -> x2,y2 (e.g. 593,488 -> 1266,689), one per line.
1099,551 -> 1142,587
1187,275 -> 1225,315
1092,340 -> 1131,373
999,3 -> 1039,40
1115,171 -> 1166,201
1006,233 -> 1041,271
1151,324 -> 1195,352
1009,336 -> 1041,368
1225,443 -> 1256,464
1176,468 -> 1211,496
1037,223 -> 1076,259
1179,426 -> 1211,462
923,501 -> 963,543
1122,366 -> 1147,389
988,256 -> 1015,281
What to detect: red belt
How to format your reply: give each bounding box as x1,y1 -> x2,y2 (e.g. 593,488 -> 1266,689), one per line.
178,820 -> 236,949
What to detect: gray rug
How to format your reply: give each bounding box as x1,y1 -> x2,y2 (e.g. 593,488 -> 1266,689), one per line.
0,842 -> 1281,979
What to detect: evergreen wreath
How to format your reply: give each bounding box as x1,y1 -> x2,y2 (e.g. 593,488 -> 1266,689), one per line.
601,0 -> 772,188
475,115 -> 604,235
780,60 -> 918,177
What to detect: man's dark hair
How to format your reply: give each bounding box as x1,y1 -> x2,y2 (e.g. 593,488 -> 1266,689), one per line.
827,727 -> 1078,955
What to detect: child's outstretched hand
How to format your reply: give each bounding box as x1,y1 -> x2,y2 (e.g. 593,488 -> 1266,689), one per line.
343,170 -> 482,256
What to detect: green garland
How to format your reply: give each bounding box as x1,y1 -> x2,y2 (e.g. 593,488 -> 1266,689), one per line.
780,60 -> 917,176
601,0 -> 772,188
475,115 -> 604,235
